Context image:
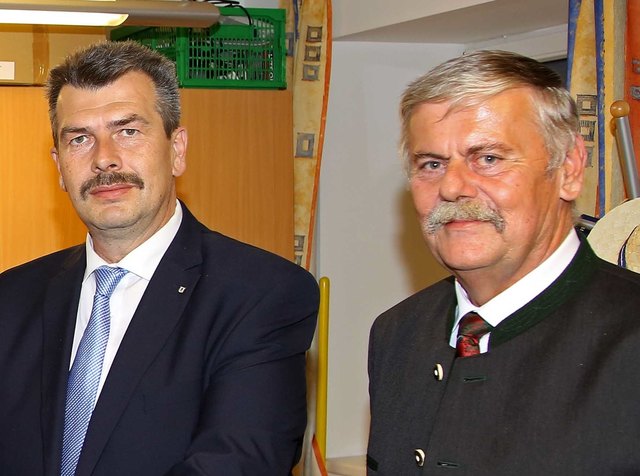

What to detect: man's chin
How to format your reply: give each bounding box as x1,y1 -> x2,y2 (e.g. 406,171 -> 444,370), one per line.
427,237 -> 501,268
80,208 -> 138,232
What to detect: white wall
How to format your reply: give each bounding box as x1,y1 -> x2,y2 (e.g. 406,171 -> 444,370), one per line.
317,41 -> 462,458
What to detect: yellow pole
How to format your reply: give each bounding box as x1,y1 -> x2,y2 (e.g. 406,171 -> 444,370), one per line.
315,276 -> 330,459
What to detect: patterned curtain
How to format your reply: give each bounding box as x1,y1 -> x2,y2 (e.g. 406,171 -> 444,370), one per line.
279,0 -> 332,270
626,0 -> 640,177
278,1 -> 332,475
568,0 -> 626,217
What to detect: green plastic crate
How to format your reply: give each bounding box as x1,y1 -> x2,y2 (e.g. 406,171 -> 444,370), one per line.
110,7 -> 286,89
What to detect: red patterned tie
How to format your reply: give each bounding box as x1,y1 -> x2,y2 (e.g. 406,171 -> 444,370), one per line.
456,312 -> 492,357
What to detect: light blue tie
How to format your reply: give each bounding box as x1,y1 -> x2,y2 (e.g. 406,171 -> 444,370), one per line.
60,266 -> 128,476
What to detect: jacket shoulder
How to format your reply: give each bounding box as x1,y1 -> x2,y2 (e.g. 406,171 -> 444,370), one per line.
0,245 -> 83,281
372,276 -> 455,333
193,224 -> 319,298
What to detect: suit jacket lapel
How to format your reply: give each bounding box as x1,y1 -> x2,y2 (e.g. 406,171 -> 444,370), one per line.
41,247 -> 85,476
75,208 -> 204,476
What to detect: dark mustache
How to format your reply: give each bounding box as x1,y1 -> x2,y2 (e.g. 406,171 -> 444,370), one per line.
80,172 -> 145,199
424,200 -> 505,234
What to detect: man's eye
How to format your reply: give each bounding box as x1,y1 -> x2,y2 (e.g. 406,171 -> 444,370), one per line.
414,159 -> 439,169
70,135 -> 88,145
417,160 -> 443,172
412,159 -> 444,176
122,129 -> 138,136
479,155 -> 499,165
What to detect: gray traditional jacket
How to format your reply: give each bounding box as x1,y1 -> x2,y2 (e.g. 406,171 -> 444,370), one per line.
368,238 -> 640,475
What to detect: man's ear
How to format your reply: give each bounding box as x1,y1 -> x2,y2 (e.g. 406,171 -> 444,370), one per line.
171,127 -> 188,178
559,134 -> 586,202
51,147 -> 67,191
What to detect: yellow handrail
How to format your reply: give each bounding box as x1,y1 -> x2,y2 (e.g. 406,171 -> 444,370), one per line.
315,276 -> 330,460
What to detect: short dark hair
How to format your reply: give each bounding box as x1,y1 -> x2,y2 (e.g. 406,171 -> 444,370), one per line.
46,40 -> 180,147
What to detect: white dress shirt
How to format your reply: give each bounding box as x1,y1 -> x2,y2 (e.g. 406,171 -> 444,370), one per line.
69,201 -> 183,397
449,229 -> 581,352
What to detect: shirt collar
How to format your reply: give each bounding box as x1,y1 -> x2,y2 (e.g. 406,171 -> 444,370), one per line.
455,229 -> 581,327
83,200 -> 183,282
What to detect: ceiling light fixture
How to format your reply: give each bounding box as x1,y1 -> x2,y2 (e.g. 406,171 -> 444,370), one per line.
0,0 -> 220,28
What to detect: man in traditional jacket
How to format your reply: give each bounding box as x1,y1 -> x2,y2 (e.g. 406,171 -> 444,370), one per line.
367,50 -> 640,475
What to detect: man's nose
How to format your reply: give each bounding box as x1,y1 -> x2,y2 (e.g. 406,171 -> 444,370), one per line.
438,160 -> 477,202
91,139 -> 122,173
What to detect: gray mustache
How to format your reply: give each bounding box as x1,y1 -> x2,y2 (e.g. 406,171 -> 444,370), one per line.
424,200 -> 505,234
80,172 -> 145,199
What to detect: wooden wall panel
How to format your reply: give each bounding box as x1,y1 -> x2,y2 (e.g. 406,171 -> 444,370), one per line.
0,87 -> 293,271
179,89 -> 294,260
0,87 -> 86,271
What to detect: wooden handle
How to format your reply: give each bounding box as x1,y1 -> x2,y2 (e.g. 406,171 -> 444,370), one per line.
611,100 -> 631,118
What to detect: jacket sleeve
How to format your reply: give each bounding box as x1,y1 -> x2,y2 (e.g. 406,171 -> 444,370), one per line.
166,266 -> 320,476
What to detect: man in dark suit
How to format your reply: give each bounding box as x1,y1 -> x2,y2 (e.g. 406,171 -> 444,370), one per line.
0,41 -> 318,476
367,50 -> 640,475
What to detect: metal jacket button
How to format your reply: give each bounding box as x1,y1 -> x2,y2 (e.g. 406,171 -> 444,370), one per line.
433,363 -> 444,381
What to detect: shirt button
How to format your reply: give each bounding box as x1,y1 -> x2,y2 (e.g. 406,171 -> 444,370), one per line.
415,448 -> 426,467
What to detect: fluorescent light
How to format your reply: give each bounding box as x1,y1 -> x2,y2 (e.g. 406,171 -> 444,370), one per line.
0,0 -> 219,28
0,9 -> 127,26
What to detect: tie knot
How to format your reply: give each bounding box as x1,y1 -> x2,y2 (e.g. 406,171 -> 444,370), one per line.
456,311 -> 492,358
93,266 -> 128,297
458,311 -> 492,338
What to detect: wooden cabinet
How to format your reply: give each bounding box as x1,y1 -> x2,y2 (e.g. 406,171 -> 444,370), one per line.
0,87 -> 293,271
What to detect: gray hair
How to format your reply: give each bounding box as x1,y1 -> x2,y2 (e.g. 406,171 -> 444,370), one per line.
400,50 -> 579,173
46,40 -> 180,147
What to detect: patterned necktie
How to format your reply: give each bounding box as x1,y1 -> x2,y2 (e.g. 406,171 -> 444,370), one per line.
456,311 -> 492,358
60,266 -> 128,476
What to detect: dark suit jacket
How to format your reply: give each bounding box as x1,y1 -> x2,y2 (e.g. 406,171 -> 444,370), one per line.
368,239 -> 640,475
0,204 -> 319,476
